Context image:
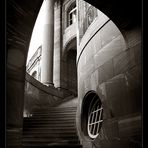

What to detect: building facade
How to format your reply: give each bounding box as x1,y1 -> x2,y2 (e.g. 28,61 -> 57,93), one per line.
26,46 -> 42,81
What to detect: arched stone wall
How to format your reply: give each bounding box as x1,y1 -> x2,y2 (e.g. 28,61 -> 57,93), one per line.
76,3 -> 141,148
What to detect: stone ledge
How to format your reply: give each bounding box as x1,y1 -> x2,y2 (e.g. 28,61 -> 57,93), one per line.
25,73 -> 63,98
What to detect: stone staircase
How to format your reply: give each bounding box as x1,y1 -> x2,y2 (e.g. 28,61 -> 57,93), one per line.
23,106 -> 82,148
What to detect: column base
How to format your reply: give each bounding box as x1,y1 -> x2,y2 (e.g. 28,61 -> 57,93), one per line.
44,82 -> 54,87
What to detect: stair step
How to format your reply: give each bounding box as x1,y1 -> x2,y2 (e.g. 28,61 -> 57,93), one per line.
33,107 -> 77,110
23,131 -> 77,135
23,129 -> 77,133
23,144 -> 82,148
23,136 -> 78,140
24,123 -> 76,126
32,108 -> 77,113
28,116 -> 76,119
24,119 -> 75,122
23,130 -> 78,134
23,135 -> 78,139
32,113 -> 77,116
31,110 -> 77,113
23,107 -> 80,147
23,125 -> 76,130
24,116 -> 76,118
24,118 -> 76,122
23,142 -> 81,148
23,125 -> 76,131
23,138 -> 79,143
23,123 -> 76,127
23,125 -> 76,129
32,111 -> 77,114
23,139 -> 79,141
24,117 -> 76,121
23,132 -> 77,136
23,144 -> 81,148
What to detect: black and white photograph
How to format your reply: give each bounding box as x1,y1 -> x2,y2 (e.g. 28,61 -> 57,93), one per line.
5,0 -> 142,147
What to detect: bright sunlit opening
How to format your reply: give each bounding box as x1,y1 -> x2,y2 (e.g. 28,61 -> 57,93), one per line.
26,0 -> 46,65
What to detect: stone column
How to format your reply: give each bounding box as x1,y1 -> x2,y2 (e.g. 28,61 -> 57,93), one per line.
41,0 -> 55,86
53,0 -> 62,88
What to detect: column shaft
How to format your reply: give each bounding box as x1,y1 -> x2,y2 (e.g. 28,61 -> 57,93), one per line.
41,0 -> 54,86
53,1 -> 61,88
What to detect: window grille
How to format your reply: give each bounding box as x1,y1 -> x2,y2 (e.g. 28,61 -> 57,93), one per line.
87,95 -> 103,139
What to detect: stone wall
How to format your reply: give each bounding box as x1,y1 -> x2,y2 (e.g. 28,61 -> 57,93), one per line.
24,73 -> 64,117
76,4 -> 142,148
77,0 -> 98,43
62,0 -> 77,51
63,23 -> 77,50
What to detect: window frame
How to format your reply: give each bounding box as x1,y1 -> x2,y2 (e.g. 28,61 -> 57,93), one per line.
81,91 -> 103,140
67,2 -> 77,27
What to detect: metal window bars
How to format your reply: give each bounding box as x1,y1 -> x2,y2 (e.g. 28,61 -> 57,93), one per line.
87,96 -> 103,139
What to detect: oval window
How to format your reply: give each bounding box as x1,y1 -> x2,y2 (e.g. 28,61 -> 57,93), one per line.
81,91 -> 103,139
87,95 -> 103,139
